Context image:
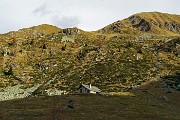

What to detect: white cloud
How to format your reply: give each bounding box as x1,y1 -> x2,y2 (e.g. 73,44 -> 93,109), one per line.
51,16 -> 81,28
33,3 -> 51,17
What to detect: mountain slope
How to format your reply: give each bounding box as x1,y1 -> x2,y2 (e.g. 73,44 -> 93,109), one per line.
99,12 -> 180,36
0,12 -> 179,98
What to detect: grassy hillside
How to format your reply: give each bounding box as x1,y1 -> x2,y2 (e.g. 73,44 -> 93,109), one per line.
0,12 -> 179,96
0,11 -> 180,120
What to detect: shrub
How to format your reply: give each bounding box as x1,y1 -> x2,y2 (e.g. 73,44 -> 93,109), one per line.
3,66 -> 14,76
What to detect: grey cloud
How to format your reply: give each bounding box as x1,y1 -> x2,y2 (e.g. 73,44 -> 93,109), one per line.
33,3 -> 51,16
52,16 -> 81,28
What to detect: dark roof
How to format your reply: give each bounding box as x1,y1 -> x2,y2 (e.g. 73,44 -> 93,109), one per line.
78,84 -> 101,92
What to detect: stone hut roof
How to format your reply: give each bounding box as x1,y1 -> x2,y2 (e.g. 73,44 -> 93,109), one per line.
78,84 -> 101,93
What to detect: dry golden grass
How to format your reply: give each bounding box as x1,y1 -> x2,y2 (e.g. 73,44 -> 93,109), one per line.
136,12 -> 180,24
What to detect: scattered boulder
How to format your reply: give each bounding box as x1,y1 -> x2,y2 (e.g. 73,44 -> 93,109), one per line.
67,100 -> 75,109
162,96 -> 170,102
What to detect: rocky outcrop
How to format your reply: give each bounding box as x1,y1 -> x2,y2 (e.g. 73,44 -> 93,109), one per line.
99,21 -> 125,33
45,88 -> 65,96
62,27 -> 81,35
0,84 -> 42,101
128,13 -> 180,34
163,22 -> 180,33
156,37 -> 180,57
128,15 -> 151,32
98,21 -> 137,34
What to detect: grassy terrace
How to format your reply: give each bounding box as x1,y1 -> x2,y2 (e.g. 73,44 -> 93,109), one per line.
0,81 -> 180,120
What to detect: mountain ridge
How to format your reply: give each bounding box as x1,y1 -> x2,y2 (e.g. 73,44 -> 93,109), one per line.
1,12 -> 180,36
98,12 -> 180,36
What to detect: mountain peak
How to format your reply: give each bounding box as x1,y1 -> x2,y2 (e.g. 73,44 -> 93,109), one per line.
19,24 -> 61,34
99,12 -> 180,36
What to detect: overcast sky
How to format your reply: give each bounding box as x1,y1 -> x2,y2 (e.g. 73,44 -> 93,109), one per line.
0,0 -> 180,33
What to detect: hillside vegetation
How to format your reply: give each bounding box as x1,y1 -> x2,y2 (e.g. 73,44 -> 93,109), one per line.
0,12 -> 179,97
